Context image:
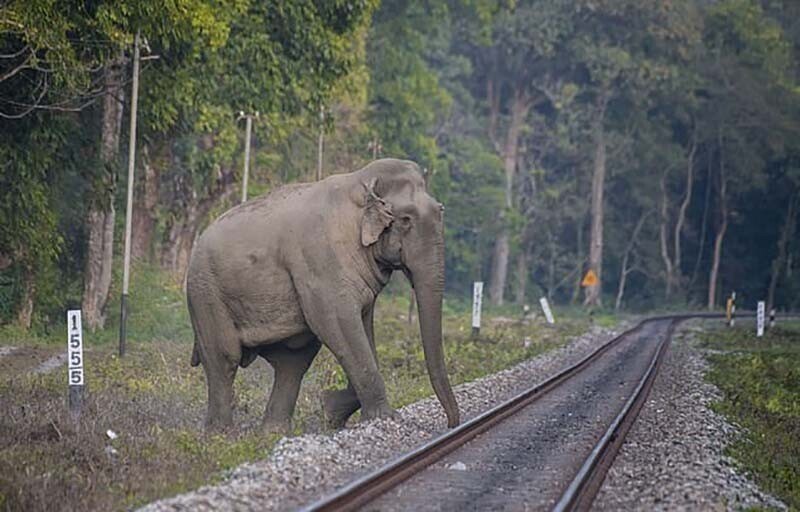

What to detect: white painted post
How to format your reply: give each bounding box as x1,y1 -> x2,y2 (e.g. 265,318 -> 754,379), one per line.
539,297 -> 555,325
757,301 -> 765,337
119,29 -> 142,358
67,310 -> 85,417
471,281 -> 483,338
317,105 -> 324,181
242,113 -> 252,203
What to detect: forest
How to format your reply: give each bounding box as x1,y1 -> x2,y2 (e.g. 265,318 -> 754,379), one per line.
2,0 -> 799,333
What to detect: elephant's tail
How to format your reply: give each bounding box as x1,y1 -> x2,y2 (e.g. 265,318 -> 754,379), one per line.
190,341 -> 202,367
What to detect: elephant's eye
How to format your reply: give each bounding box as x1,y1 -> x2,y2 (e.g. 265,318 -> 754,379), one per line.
399,215 -> 413,226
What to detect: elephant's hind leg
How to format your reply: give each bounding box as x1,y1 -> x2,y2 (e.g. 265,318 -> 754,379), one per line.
190,294 -> 241,431
261,339 -> 321,434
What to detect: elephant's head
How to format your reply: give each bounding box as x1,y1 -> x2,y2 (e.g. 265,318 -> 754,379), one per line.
357,159 -> 460,428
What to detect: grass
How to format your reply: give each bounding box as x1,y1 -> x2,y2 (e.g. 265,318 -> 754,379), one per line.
699,322 -> 800,510
0,265 -> 603,511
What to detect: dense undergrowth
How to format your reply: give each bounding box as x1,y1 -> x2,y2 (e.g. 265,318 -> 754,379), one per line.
701,323 -> 800,510
0,265 -> 604,511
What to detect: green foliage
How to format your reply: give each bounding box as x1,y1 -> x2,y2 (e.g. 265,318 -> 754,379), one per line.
0,283 -> 599,510
2,0 -> 800,329
702,325 -> 800,508
366,0 -> 452,167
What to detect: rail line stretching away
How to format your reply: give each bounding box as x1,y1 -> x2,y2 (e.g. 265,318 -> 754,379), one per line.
301,312 -> 757,512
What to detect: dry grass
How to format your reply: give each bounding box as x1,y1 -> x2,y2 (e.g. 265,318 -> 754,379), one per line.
0,280 -> 593,511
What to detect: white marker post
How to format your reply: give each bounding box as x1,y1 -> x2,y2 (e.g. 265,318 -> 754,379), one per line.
67,310 -> 85,417
756,301 -> 765,338
471,281 -> 483,338
539,297 -> 555,325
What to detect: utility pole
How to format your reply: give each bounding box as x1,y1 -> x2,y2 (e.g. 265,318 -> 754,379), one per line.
119,30 -> 141,358
317,105 -> 325,181
238,111 -> 258,203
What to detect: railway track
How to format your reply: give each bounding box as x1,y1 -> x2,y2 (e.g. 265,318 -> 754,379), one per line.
300,313 -> 731,512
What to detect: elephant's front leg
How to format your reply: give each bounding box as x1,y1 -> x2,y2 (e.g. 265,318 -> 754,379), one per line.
261,340 -> 321,434
305,294 -> 395,423
323,302 -> 379,428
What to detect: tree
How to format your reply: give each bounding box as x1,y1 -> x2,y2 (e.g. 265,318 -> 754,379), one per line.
568,0 -> 700,307
701,0 -> 796,309
458,0 -> 575,305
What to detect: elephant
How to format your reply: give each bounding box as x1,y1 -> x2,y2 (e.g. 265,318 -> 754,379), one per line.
186,158 -> 460,433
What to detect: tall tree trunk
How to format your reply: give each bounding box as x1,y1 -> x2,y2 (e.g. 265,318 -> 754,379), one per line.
161,158 -> 237,279
488,87 -> 530,305
615,213 -> 649,312
131,144 -> 161,261
547,231 -> 556,300
659,167 -> 675,298
583,90 -> 608,307
767,193 -> 798,311
689,150 -> 713,295
708,132 -> 727,311
515,246 -> 529,305
571,212 -> 585,304
82,60 -> 125,329
16,264 -> 35,328
161,211 -> 200,280
672,131 -> 697,292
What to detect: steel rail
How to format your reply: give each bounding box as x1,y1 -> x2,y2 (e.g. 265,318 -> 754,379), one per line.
550,311 -> 800,511
302,315 -> 684,512
301,311 -> 787,512
551,318 -> 682,512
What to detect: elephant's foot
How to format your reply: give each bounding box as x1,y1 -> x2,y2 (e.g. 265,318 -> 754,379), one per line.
360,401 -> 398,423
322,389 -> 360,429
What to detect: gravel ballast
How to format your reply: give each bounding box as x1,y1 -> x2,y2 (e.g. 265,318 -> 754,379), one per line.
594,321 -> 786,511
140,325 -> 622,511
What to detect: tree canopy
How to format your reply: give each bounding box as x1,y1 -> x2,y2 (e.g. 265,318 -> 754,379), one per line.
2,0 -> 799,329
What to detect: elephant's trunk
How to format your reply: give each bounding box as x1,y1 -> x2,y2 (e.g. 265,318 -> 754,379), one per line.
409,236 -> 460,428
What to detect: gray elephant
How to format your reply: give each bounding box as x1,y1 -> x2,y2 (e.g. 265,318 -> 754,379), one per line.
186,158 -> 460,432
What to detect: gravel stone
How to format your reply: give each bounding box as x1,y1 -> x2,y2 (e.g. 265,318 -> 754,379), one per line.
594,321 -> 786,512
139,324 -> 622,512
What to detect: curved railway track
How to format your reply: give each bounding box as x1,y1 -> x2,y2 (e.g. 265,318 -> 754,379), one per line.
300,313 -> 735,512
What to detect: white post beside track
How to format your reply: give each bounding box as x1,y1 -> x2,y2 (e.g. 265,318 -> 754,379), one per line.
67,310 -> 85,418
539,297 -> 555,325
472,281 -> 483,338
756,301 -> 765,337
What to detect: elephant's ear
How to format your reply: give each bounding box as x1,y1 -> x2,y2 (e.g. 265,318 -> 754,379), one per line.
361,179 -> 394,247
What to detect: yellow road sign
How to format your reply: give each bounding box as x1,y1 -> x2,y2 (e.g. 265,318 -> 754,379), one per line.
581,269 -> 598,287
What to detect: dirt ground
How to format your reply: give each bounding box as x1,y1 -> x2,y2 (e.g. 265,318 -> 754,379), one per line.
0,346 -> 61,379
0,301 -> 589,512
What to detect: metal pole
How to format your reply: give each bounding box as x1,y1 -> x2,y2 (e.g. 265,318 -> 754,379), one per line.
317,106 -> 324,181
242,114 -> 252,203
119,29 -> 141,358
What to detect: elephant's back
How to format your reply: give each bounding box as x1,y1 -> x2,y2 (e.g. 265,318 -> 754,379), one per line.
218,182 -> 315,223
188,181 -> 323,283
199,183 -> 314,244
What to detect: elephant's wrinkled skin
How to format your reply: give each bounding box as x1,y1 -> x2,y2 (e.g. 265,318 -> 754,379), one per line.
187,159 -> 460,432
